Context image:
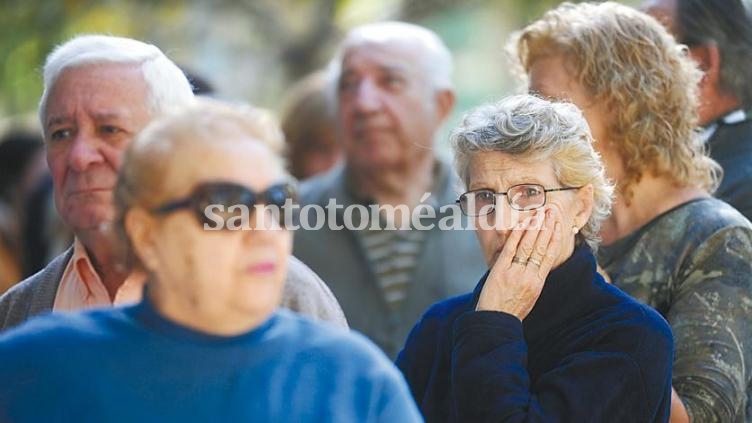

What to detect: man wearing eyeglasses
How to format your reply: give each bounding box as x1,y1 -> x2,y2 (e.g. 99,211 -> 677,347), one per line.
293,22 -> 486,358
644,0 -> 752,222
0,35 -> 347,332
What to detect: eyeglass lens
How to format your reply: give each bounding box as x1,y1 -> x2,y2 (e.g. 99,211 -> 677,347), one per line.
196,183 -> 297,228
459,184 -> 546,215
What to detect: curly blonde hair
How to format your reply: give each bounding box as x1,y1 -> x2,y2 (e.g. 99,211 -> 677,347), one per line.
452,94 -> 614,251
510,2 -> 720,201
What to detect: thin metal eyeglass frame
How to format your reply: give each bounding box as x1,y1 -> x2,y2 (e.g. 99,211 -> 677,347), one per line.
456,184 -> 582,216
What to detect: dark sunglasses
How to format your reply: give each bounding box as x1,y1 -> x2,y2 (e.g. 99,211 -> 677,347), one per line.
150,181 -> 298,229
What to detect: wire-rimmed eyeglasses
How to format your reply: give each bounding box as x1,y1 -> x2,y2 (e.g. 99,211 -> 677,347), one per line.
457,184 -> 581,216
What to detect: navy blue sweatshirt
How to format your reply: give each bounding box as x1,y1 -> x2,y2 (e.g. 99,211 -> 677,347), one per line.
396,245 -> 673,422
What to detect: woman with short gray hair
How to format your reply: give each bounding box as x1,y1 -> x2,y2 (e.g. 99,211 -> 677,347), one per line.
397,94 -> 674,422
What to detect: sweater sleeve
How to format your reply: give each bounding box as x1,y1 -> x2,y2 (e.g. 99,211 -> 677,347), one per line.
451,311 -> 664,422
669,226 -> 752,421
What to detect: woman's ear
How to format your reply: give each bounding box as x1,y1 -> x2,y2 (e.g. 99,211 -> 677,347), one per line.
573,184 -> 594,229
125,208 -> 160,273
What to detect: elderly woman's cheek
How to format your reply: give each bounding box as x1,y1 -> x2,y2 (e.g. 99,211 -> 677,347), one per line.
473,222 -> 498,267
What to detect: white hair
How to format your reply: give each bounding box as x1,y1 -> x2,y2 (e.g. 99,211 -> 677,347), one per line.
327,21 -> 454,98
39,34 -> 195,124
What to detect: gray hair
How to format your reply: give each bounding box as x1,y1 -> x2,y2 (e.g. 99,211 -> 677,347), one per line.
452,94 -> 614,250
326,21 -> 454,100
39,34 -> 194,125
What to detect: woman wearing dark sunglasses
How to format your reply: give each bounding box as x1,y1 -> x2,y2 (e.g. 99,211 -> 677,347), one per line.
0,99 -> 421,422
396,95 -> 675,422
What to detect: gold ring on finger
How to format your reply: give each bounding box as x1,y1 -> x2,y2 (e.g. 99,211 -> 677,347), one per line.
528,258 -> 542,267
512,256 -> 528,265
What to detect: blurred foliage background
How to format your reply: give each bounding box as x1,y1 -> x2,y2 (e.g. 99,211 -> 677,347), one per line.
2,0 -> 659,154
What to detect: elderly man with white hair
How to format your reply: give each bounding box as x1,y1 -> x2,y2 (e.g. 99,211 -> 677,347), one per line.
293,22 -> 485,357
0,34 -> 347,331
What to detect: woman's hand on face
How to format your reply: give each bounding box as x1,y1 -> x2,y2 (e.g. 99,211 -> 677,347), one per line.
476,206 -> 563,320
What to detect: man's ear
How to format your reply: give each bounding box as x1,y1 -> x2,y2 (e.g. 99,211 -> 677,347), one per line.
434,89 -> 456,123
689,42 -> 721,89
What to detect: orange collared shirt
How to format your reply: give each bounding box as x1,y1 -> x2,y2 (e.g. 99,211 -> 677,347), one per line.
53,238 -> 145,311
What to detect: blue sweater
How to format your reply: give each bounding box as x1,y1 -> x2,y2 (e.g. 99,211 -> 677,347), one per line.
396,245 -> 673,422
0,299 -> 422,422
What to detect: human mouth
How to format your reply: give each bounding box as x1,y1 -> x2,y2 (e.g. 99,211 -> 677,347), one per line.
67,187 -> 113,195
247,261 -> 276,274
354,127 -> 390,138
353,119 -> 391,133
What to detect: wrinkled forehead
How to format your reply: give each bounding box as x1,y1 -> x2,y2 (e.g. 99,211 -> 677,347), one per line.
66,61 -> 145,88
43,63 -> 152,129
156,136 -> 287,198
340,39 -> 426,75
467,151 -> 558,187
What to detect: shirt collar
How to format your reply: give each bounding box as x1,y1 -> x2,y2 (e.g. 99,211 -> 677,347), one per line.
701,108 -> 749,144
54,238 -> 145,310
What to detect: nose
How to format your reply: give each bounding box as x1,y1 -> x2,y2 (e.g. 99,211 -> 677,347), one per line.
353,79 -> 382,114
249,206 -> 284,231
67,132 -> 105,172
486,202 -> 522,233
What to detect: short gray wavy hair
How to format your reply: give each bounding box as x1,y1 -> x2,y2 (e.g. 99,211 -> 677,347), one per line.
452,94 -> 613,250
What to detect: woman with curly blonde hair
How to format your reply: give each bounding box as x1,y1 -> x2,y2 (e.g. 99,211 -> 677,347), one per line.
512,2 -> 752,421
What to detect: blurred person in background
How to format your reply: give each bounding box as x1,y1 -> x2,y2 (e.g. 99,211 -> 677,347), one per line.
0,120 -> 72,285
294,21 -> 486,358
513,2 -> 752,421
280,70 -> 342,180
19,173 -> 73,278
644,0 -> 752,222
0,128 -> 45,292
0,34 -> 347,332
0,99 -> 421,422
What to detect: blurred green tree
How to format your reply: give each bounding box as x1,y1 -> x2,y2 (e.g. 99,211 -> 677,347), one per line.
0,0 -> 585,119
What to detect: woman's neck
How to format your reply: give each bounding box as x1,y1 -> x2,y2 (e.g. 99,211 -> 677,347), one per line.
600,175 -> 708,245
147,285 -> 272,336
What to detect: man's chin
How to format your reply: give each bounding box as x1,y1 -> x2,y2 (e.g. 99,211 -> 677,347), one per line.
64,213 -> 116,235
352,153 -> 407,171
